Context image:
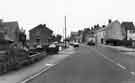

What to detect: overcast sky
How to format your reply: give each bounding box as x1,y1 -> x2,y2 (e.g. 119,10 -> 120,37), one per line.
0,0 -> 135,37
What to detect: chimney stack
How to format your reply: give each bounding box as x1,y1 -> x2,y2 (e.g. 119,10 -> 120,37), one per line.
108,19 -> 112,24
42,24 -> 46,28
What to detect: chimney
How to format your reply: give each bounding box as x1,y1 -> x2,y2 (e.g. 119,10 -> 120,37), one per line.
102,25 -> 106,28
0,19 -> 3,24
43,24 -> 46,27
108,19 -> 112,24
0,19 -> 3,27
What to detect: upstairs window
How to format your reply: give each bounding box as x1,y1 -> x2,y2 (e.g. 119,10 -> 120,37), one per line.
129,30 -> 135,34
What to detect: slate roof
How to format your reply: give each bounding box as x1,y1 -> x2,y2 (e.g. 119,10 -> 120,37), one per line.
29,24 -> 53,33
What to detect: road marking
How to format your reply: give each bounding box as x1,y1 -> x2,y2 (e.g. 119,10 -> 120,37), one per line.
130,72 -> 135,76
116,63 -> 127,70
20,65 -> 53,83
90,47 -> 129,72
100,52 -> 127,70
30,53 -> 41,57
45,63 -> 55,66
20,54 -> 71,83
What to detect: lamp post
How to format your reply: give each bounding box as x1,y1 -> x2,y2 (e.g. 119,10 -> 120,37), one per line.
65,16 -> 67,48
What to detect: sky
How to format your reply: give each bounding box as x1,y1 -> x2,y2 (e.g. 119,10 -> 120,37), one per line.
0,0 -> 135,37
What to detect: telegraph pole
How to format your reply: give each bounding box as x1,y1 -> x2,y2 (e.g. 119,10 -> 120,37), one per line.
65,16 -> 67,47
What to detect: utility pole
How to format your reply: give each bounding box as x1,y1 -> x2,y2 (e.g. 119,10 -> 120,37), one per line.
65,16 -> 67,47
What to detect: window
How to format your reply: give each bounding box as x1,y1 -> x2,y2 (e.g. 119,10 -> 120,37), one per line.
129,30 -> 135,34
133,30 -> 135,33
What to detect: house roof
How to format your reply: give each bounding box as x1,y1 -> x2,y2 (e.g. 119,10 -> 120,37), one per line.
29,24 -> 53,33
108,20 -> 120,26
3,21 -> 19,31
95,27 -> 106,33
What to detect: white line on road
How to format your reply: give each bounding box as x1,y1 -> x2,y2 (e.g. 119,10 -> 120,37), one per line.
100,52 -> 127,70
89,47 -> 131,73
45,64 -> 54,66
130,72 -> 135,76
20,64 -> 55,83
20,54 -> 71,83
116,63 -> 127,70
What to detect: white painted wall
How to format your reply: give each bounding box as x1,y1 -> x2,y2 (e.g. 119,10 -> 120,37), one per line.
105,20 -> 124,40
127,30 -> 135,40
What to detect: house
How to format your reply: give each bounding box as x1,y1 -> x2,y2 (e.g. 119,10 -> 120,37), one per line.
81,28 -> 93,43
84,30 -> 95,43
104,20 -> 124,42
0,20 -> 20,41
29,24 -> 53,46
121,22 -> 135,40
95,27 -> 106,44
70,31 -> 83,43
70,32 -> 80,42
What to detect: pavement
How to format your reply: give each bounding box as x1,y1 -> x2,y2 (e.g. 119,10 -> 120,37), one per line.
101,45 -> 135,51
25,45 -> 135,83
100,45 -> 135,56
0,46 -> 75,83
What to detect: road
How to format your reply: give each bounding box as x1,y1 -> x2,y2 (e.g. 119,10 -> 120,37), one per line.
26,45 -> 135,83
0,47 -> 74,83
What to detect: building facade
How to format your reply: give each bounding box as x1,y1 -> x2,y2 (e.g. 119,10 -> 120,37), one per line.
121,22 -> 135,40
84,30 -> 95,43
29,24 -> 53,46
0,20 -> 20,41
104,20 -> 124,41
70,31 -> 82,43
127,29 -> 135,40
95,27 -> 106,44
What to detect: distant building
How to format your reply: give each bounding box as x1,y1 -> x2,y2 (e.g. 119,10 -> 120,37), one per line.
70,31 -> 83,43
121,22 -> 135,40
84,30 -> 95,43
95,27 -> 106,44
70,32 -> 79,42
104,20 -> 124,41
29,24 -> 53,45
0,20 -> 20,41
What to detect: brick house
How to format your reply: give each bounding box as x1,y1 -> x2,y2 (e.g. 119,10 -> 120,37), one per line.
29,24 -> 53,46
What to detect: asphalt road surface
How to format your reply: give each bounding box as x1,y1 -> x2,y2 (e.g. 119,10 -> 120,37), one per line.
26,45 -> 135,83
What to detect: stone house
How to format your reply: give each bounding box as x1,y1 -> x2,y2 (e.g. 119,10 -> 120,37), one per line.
29,24 -> 53,46
104,20 -> 124,41
95,27 -> 106,44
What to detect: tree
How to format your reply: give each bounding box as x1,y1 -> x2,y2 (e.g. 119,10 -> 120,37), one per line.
19,31 -> 26,44
55,34 -> 62,42
49,35 -> 56,42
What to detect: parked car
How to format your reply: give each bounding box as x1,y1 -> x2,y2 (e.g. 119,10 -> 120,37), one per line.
87,41 -> 95,46
46,43 -> 59,54
73,42 -> 79,48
